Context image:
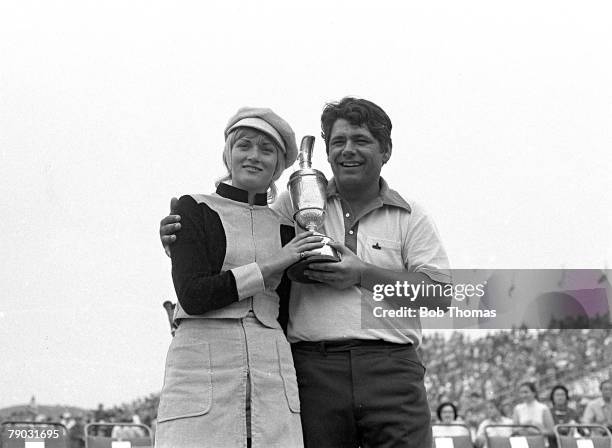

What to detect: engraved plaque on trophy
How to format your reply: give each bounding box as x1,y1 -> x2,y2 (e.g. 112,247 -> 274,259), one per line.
286,136 -> 340,283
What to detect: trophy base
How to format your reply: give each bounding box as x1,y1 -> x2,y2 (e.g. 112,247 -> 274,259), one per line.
287,254 -> 339,283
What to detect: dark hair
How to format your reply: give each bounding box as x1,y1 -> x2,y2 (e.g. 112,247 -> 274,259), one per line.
320,97 -> 392,154
436,402 -> 458,421
550,385 -> 569,404
519,381 -> 539,400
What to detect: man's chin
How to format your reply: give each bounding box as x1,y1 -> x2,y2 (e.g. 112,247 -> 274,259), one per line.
335,174 -> 367,189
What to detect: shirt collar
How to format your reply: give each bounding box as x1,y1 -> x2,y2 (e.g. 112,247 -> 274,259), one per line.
216,182 -> 268,206
326,177 -> 412,213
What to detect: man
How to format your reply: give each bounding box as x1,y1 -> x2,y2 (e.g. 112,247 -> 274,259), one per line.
464,391 -> 486,437
582,380 -> 612,430
160,97 -> 451,447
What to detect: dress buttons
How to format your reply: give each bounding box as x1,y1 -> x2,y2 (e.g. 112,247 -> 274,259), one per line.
345,213 -> 350,218
349,230 -> 354,235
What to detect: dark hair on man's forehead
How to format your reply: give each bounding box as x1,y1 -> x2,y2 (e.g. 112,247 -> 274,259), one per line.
320,97 -> 392,153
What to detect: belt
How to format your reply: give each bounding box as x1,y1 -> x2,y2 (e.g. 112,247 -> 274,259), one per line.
291,339 -> 412,354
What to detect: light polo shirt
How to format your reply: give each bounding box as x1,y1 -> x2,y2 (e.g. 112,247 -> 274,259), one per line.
272,177 -> 451,346
582,397 -> 612,426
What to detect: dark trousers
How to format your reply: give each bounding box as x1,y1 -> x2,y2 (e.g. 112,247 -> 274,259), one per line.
291,340 -> 432,448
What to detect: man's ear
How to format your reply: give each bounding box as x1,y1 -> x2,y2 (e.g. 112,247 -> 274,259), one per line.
382,145 -> 392,165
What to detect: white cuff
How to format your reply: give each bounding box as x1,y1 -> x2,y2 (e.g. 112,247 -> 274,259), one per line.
231,263 -> 265,300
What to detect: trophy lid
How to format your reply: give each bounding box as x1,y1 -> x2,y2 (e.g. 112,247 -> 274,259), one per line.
297,136 -> 315,169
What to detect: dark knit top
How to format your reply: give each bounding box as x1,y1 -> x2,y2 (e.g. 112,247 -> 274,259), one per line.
171,183 -> 294,330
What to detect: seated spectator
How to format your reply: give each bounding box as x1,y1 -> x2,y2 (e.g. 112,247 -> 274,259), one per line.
111,413 -> 145,439
464,391 -> 487,439
60,412 -> 72,429
500,400 -> 513,419
68,415 -> 85,448
582,379 -> 612,431
549,384 -> 579,429
465,392 -> 486,421
474,400 -> 513,448
130,414 -> 146,437
512,382 -> 554,434
513,381 -> 555,447
432,402 -> 469,438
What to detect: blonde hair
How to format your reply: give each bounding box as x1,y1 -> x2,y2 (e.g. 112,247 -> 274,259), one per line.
216,127 -> 281,203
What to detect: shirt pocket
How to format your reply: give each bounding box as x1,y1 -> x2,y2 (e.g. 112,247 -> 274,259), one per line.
362,235 -> 404,270
157,339 -> 213,423
276,338 -> 301,413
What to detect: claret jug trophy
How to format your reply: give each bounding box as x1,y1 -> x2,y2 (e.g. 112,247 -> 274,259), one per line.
286,136 -> 340,283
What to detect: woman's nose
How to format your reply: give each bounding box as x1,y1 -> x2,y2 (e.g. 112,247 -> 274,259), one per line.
245,147 -> 260,160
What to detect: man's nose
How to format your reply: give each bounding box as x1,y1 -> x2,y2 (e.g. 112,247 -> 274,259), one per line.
342,140 -> 356,154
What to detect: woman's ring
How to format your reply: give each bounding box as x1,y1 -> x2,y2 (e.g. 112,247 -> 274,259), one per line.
300,252 -> 306,259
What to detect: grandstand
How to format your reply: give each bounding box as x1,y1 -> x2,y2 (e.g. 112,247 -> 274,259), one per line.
420,326 -> 612,417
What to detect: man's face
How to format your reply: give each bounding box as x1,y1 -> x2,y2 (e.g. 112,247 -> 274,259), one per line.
327,119 -> 390,194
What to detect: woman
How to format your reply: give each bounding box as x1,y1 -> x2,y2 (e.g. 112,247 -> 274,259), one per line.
549,384 -> 579,427
155,107 -> 323,448
549,384 -> 580,442
512,382 -> 554,437
432,402 -> 469,438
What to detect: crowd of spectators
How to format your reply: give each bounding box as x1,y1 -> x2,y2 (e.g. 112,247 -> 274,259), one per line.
2,328 -> 610,446
430,379 -> 612,447
422,327 -> 611,446
420,327 -> 612,414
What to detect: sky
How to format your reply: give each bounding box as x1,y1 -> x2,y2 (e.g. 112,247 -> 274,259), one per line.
1,1 -> 611,409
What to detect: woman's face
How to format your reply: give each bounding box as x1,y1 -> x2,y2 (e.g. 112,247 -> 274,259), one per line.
519,385 -> 536,403
552,389 -> 567,406
230,129 -> 278,193
440,405 -> 456,423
